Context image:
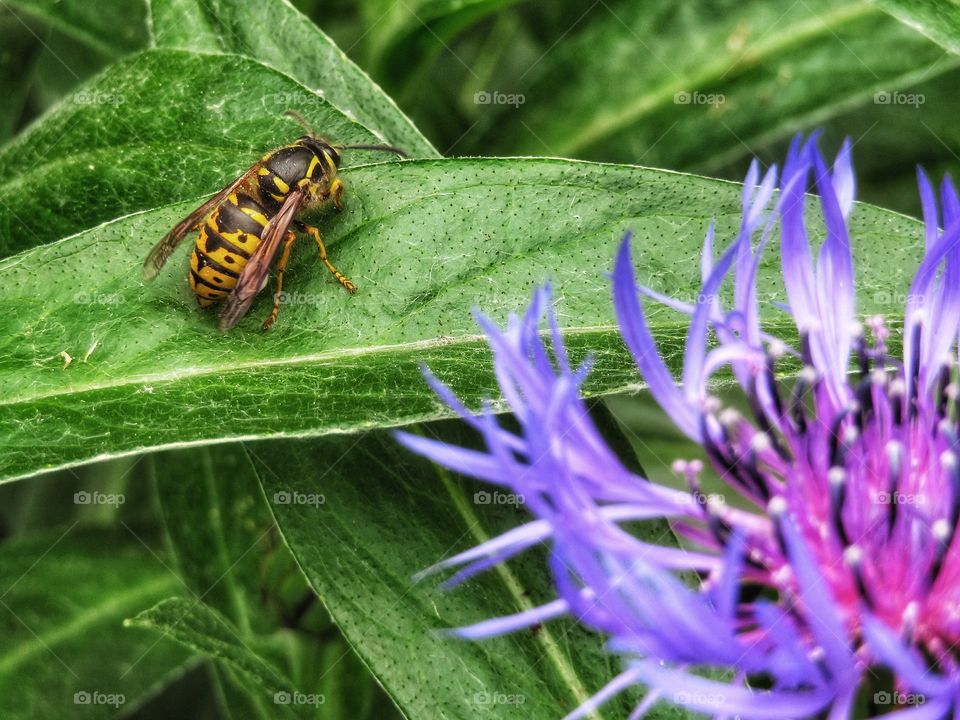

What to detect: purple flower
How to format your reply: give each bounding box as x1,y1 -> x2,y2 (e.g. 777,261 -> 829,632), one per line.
397,136 -> 960,718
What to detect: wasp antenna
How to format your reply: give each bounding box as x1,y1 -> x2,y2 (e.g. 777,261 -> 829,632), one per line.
284,110 -> 315,136
338,143 -> 408,158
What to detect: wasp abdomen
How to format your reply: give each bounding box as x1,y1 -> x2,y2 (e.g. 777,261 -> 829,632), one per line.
188,193 -> 269,308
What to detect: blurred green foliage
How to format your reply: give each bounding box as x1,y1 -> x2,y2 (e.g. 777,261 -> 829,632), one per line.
0,1 -> 956,718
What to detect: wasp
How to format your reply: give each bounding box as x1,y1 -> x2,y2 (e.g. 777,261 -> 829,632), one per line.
143,111 -> 405,331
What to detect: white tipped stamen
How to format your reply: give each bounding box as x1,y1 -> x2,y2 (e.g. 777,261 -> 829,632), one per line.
932,519 -> 951,542
772,566 -> 792,585
941,451 -> 958,471
719,408 -> 740,427
843,545 -> 863,566
867,315 -> 890,344
828,467 -> 846,487
768,496 -> 787,515
902,601 -> 919,626
751,432 -> 772,453
843,425 -> 859,445
886,441 -> 903,476
704,396 -> 722,413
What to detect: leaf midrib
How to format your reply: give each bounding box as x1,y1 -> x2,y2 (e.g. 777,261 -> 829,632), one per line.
0,326 -> 627,407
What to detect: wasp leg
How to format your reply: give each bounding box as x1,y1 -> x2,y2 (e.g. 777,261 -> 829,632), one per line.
262,231 -> 298,330
326,177 -> 345,212
303,224 -> 355,293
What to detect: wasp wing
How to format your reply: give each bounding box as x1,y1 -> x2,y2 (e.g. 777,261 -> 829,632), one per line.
142,163 -> 262,281
218,189 -> 305,332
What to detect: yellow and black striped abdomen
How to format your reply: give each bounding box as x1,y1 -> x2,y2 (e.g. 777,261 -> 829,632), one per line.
188,193 -> 270,307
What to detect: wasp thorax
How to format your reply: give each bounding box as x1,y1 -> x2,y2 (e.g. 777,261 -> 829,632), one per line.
257,144 -> 327,207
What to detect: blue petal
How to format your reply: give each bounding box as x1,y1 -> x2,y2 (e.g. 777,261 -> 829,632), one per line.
612,234 -> 700,439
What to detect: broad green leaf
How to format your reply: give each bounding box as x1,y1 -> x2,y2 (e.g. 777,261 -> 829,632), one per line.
786,67 -> 960,217
152,447 -> 287,635
473,0 -> 956,170
0,159 -> 925,484
0,11 -> 42,141
358,0 -> 520,81
5,0 -> 148,57
0,527 -> 192,719
873,0 -> 960,53
20,27 -> 117,123
0,49 -> 396,256
249,427 -> 692,719
149,0 -> 437,159
128,599 -> 297,708
0,1 -> 142,140
150,445 -> 401,718
130,595 -> 398,720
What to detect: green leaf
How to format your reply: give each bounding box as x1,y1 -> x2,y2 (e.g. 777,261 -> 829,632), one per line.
5,0 -> 148,57
0,48 -> 405,256
127,598 -> 296,707
0,11 -> 42,141
0,158 -> 925,484
0,527 -> 191,719
358,0 -> 520,80
474,0 -> 956,170
151,447 -> 285,636
149,0 -> 437,159
0,0 -> 148,139
248,427 -> 693,719
873,0 -> 960,53
796,67 -> 960,217
150,444 -> 401,719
